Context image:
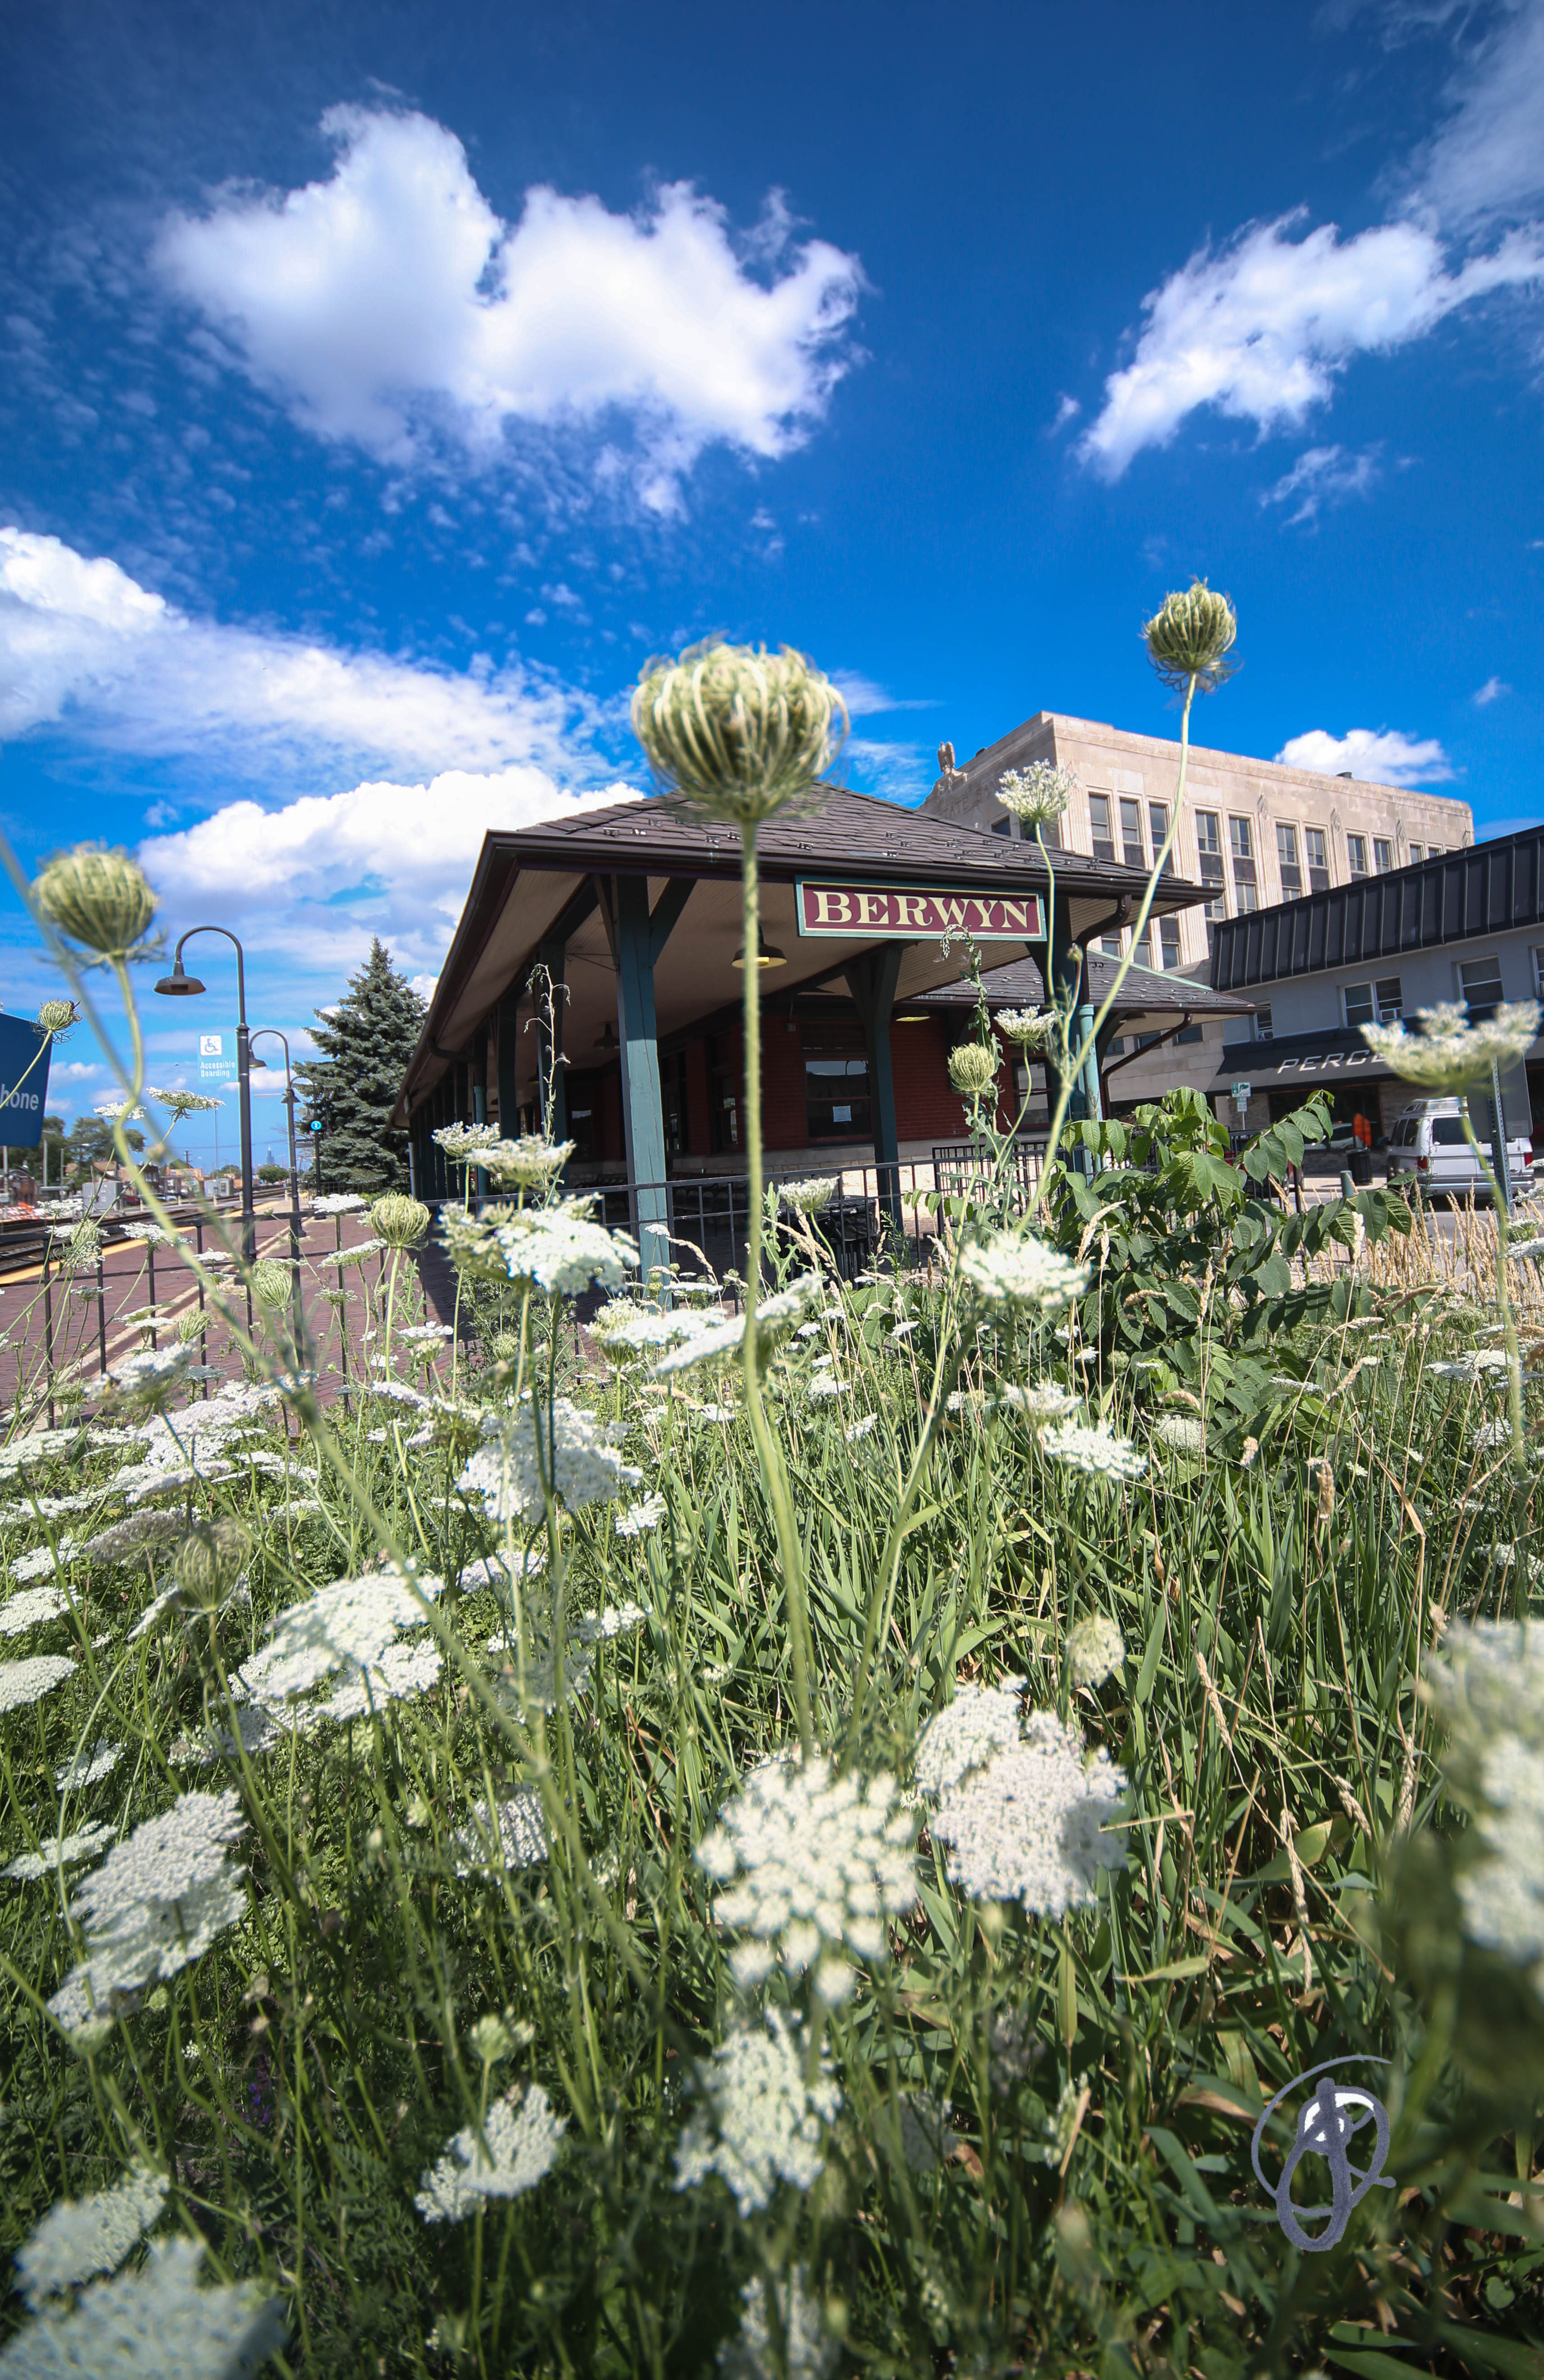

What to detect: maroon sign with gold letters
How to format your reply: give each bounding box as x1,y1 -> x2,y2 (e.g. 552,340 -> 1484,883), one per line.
794,882 -> 1045,941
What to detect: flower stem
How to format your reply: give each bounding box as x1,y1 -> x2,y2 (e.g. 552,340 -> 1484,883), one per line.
1459,1098 -> 1530,1614
738,825 -> 814,1756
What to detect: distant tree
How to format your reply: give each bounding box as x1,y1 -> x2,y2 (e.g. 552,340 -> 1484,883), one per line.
66,1114 -> 145,1172
257,1163 -> 289,1183
295,939 -> 427,1195
15,1115 -> 68,1182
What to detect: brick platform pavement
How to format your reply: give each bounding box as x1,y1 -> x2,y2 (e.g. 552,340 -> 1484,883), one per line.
0,1203 -> 469,1426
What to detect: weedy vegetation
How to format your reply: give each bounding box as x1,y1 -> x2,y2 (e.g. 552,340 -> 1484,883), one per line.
2,603 -> 1544,2378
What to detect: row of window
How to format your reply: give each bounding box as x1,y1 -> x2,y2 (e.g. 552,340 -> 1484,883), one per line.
993,796 -> 1450,923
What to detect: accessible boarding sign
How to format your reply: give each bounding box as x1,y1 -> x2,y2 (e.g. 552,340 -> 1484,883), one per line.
198,1030 -> 237,1085
0,1013 -> 53,1148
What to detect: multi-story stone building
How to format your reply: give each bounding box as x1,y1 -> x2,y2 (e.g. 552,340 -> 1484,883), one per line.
922,710 -> 1474,1113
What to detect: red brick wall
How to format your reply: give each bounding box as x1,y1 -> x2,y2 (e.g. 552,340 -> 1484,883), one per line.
684,1040 -> 712,1156
759,1017 -> 809,1149
893,1017 -> 976,1141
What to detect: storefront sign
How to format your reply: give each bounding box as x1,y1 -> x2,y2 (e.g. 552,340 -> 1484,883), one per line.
795,882 -> 1045,941
0,1013 -> 52,1149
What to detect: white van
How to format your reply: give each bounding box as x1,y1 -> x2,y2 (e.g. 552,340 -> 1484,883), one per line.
1385,1098 -> 1534,1202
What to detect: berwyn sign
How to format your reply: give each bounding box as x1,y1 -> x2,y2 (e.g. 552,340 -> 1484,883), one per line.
795,882 -> 1046,942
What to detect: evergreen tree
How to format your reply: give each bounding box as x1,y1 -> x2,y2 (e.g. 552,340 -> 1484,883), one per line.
295,939 -> 426,1195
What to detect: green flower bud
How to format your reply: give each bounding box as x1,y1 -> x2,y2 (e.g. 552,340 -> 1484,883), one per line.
248,1259 -> 293,1310
1142,580 -> 1238,692
175,1307 -> 207,1345
948,1043 -> 1000,1099
370,1193 -> 432,1249
33,846 -> 158,962
173,1519 -> 251,1606
37,999 -> 78,1037
631,638 -> 846,828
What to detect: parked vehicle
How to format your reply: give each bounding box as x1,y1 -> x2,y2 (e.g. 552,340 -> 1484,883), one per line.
1385,1098 -> 1534,1202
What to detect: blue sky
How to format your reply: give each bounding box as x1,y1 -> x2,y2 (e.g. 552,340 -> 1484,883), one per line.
1,0 -> 1540,1160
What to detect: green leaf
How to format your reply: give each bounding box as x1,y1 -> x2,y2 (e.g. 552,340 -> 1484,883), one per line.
1135,1599 -> 1166,1704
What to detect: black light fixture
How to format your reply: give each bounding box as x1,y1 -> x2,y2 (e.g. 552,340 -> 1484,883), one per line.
731,930 -> 787,971
594,1020 -> 619,1052
153,955 -> 207,997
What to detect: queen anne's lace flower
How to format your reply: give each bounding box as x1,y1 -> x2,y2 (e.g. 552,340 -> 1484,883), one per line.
237,1569 -> 441,1705
696,1755 -> 916,1996
615,1492 -> 666,1538
922,1708 -> 1127,1911
56,1741 -> 124,1791
674,2011 -> 840,2212
914,1679 -> 1025,1799
96,1345 -> 198,1412
457,1401 -> 642,1522
0,2237 -> 284,2380
16,2168 -> 168,2305
312,1192 -> 367,1215
1153,1414 -> 1205,1453
1038,1420 -> 1147,1482
719,2266 -> 837,2380
959,1232 -> 1088,1314
1,1585 -> 70,1635
996,761 -> 1076,826
845,1415 -> 877,1444
318,1639 -> 443,1724
1425,1620 -> 1544,1988
0,1656 -> 76,1712
454,1792 -> 548,1873
1066,1614 -> 1125,1688
5,1820 -> 116,1883
653,1273 -> 823,1378
47,1791 -> 248,2026
442,1199 -> 637,1296
415,2084 -> 566,2221
1362,1000 -> 1540,1091
11,1544 -> 78,1586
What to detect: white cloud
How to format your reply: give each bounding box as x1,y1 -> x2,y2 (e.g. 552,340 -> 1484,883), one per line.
138,766 -> 640,977
155,106 -> 863,510
1080,211 -> 1543,478
1275,725 -> 1456,786
1417,0 -> 1544,228
1473,673 -> 1511,704
0,526 -> 601,779
1261,442 -> 1383,523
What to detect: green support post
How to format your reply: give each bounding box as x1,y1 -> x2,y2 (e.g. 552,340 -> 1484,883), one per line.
843,943 -> 905,1227
611,877 -> 694,1292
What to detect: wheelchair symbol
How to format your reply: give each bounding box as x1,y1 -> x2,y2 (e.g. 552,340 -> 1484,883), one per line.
1250,2058 -> 1394,2251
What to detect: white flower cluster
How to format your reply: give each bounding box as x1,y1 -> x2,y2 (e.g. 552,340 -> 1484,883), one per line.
15,2168 -> 168,2305
0,2237 -> 284,2380
959,1231 -> 1089,1315
997,1383 -> 1081,1424
1066,1614 -> 1126,1688
236,1567 -> 443,1711
1152,1414 -> 1206,1453
57,1741 -> 124,1791
95,1344 -> 198,1411
591,1302 -> 715,1359
1361,999 -> 1541,1091
674,2010 -> 840,2213
696,1754 -> 917,1998
454,1792 -> 548,1874
994,1007 -> 1057,1048
311,1192 -> 367,1215
0,1655 -> 76,1713
1430,1349 -> 1510,1382
917,1701 -> 1127,1912
5,1819 -> 116,1883
492,1204 -> 639,1296
1038,1420 -> 1147,1483
457,1400 -> 642,1523
432,1120 -> 502,1160
653,1273 -> 823,1378
996,761 -> 1077,826
47,1790 -> 248,2030
719,2266 -> 837,2380
1425,1620 -> 1544,1989
415,2083 -> 566,2221
615,1492 -> 667,1538
1,1584 -> 70,1635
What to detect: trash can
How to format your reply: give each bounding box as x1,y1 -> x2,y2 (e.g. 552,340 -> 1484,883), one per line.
1350,1146 -> 1373,1187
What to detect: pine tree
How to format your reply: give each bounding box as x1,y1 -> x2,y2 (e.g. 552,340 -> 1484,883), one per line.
295,939 -> 427,1195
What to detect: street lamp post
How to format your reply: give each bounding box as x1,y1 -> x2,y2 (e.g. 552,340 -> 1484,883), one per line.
153,928 -> 256,1263
250,1028 -> 306,1326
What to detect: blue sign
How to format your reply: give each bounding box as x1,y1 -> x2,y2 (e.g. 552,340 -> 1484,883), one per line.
0,1014 -> 52,1149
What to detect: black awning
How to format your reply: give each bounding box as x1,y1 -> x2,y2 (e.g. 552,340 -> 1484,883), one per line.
1208,1027 -> 1393,1094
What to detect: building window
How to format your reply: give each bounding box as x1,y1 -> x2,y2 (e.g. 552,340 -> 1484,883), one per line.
1460,956 -> 1504,1021
709,1036 -> 740,1153
1255,1004 -> 1273,1041
1176,1024 -> 1204,1045
1099,929 -> 1121,956
1118,796 -> 1144,870
1345,977 -> 1404,1029
1534,946 -> 1544,1002
1040,815 -> 1062,851
1149,800 -> 1173,874
1346,833 -> 1368,879
991,817 -> 1011,837
1408,843 -> 1422,863
1159,914 -> 1181,970
1088,792 -> 1116,866
1305,828 -> 1330,892
1228,816 -> 1258,912
1374,838 -> 1393,875
1107,1035 -> 1126,1057
1277,822 -> 1302,901
803,1018 -> 871,1141
1196,810 -> 1226,919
